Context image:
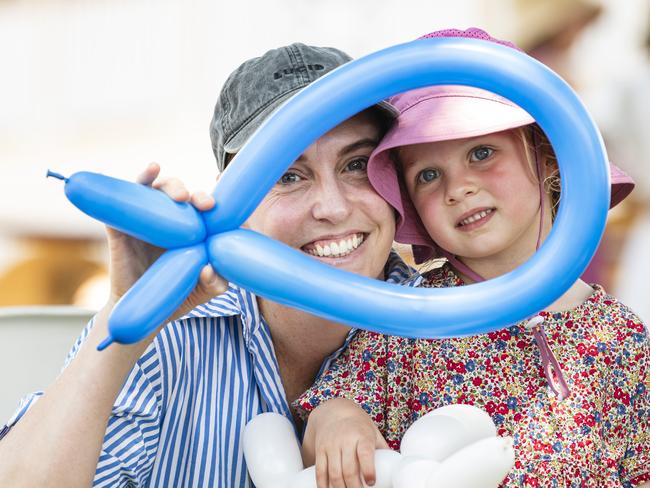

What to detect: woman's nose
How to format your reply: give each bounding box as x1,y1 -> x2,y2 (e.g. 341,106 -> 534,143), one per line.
311,179 -> 353,223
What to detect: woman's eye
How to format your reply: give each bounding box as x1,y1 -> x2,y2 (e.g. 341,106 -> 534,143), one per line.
345,158 -> 368,172
470,146 -> 493,161
278,172 -> 301,185
417,168 -> 440,184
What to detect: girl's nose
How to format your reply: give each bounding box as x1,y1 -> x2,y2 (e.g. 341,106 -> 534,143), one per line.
445,172 -> 478,205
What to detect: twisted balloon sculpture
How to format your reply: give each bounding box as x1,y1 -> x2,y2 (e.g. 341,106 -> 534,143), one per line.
49,37 -> 610,349
242,405 -> 514,487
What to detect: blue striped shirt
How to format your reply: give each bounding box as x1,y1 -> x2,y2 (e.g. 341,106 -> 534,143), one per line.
2,252 -> 416,487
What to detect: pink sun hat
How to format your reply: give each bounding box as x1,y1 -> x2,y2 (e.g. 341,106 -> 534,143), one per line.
368,28 -> 636,264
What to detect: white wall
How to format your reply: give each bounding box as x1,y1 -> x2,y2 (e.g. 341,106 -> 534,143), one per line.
0,307 -> 94,423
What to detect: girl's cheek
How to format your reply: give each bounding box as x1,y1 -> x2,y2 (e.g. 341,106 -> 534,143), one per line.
416,189 -> 440,209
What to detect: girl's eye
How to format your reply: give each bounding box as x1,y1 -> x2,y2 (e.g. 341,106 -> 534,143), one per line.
417,168 -> 440,184
345,158 -> 368,172
278,171 -> 301,185
470,146 -> 493,162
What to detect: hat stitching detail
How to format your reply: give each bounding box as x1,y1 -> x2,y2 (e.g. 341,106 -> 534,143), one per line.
400,93 -> 524,114
288,44 -> 310,86
373,121 -> 533,156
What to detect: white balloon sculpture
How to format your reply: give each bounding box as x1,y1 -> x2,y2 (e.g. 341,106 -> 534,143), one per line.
243,404 -> 514,487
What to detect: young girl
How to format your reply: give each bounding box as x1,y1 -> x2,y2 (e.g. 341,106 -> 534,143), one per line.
297,29 -> 649,488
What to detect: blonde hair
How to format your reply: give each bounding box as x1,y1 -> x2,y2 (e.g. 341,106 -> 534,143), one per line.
515,123 -> 561,220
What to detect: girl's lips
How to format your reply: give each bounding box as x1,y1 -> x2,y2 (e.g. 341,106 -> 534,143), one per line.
456,208 -> 495,231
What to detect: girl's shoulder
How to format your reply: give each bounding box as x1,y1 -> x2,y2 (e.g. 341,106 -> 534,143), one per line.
595,286 -> 648,345
544,284 -> 648,354
584,285 -> 645,329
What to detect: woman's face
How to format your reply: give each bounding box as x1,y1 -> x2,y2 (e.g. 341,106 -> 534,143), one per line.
245,111 -> 396,280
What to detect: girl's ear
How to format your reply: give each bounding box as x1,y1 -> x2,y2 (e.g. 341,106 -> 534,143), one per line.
544,158 -> 559,177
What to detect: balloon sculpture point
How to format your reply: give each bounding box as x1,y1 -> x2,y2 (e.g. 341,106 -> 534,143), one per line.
51,37 -> 610,346
46,170 -> 68,182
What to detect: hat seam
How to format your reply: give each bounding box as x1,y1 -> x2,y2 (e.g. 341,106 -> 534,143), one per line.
400,93 -> 523,114
288,44 -> 310,86
383,122 -> 534,149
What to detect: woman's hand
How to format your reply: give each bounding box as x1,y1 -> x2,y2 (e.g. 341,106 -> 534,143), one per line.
303,398 -> 388,488
104,162 -> 227,324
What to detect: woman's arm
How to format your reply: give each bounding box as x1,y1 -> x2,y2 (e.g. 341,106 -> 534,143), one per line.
0,164 -> 227,487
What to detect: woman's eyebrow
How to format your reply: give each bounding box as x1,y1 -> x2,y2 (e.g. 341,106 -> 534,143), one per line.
337,138 -> 380,157
295,138 -> 379,162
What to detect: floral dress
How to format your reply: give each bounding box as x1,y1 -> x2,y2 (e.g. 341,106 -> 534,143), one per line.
296,264 -> 650,486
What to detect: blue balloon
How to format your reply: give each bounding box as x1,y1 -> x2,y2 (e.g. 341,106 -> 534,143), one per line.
56,171 -> 206,248
53,37 -> 610,346
99,244 -> 208,349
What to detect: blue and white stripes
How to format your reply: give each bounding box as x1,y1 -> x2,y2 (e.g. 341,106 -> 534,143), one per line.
3,251 -> 415,487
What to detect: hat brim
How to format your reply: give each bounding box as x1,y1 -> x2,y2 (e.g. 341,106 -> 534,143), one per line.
377,91 -> 535,152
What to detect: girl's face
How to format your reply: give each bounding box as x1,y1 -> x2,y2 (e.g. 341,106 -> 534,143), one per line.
400,130 -> 550,277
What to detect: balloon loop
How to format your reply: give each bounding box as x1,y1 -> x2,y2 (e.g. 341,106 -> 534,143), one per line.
52,38 -> 610,346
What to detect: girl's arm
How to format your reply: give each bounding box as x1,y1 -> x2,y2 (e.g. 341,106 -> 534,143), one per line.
295,332 -> 395,488
0,165 -> 227,487
303,398 -> 388,488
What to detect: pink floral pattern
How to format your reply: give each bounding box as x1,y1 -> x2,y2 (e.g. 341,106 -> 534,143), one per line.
296,264 -> 649,487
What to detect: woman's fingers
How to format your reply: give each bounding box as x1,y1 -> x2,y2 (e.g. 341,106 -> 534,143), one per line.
135,162 -> 161,186
190,191 -> 215,212
137,163 -> 214,210
170,265 -> 227,322
197,265 -> 228,297
152,176 -> 191,202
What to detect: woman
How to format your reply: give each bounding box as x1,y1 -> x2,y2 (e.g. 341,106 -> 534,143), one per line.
0,42 -> 403,487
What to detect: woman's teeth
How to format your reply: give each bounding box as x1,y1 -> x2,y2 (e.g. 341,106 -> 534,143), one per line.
305,234 -> 364,258
459,209 -> 493,227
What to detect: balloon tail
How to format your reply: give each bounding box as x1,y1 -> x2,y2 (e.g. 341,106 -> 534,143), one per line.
46,170 -> 68,182
97,336 -> 114,351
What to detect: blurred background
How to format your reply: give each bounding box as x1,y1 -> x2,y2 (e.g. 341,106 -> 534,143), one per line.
1,0 -> 649,419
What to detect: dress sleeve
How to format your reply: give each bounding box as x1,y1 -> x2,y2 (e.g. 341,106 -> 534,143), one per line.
611,312 -> 650,486
294,331 -> 389,434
